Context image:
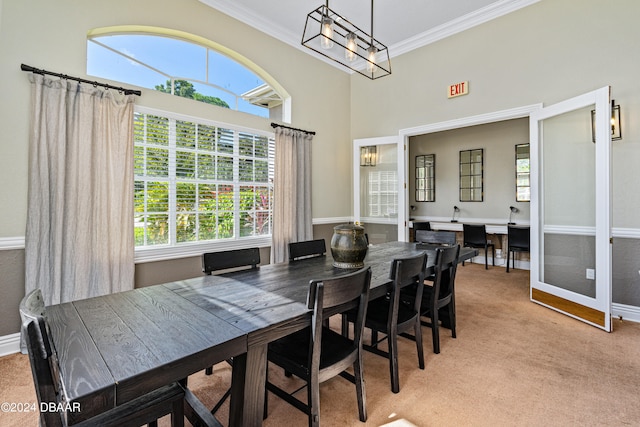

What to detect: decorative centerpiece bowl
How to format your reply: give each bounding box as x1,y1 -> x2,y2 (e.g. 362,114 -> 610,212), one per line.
330,223 -> 368,268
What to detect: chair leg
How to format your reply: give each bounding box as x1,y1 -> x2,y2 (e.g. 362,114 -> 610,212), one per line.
484,245 -> 488,269
308,375 -> 321,427
414,318 -> 425,370
171,395 -> 185,427
506,248 -> 511,272
354,355 -> 367,422
205,366 -> 213,375
388,332 -> 400,393
448,303 -> 456,339
431,310 -> 441,354
492,245 -> 495,266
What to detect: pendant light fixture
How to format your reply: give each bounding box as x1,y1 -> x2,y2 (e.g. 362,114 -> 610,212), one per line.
302,0 -> 391,79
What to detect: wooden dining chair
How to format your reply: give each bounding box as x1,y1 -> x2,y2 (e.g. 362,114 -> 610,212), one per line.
345,252 -> 428,393
462,224 -> 494,269
25,315 -> 186,427
402,245 -> 460,354
265,267 -> 372,427
506,225 -> 530,272
202,247 -> 261,275
19,288 -> 45,354
288,239 -> 326,261
201,247 -> 261,414
415,230 -> 457,247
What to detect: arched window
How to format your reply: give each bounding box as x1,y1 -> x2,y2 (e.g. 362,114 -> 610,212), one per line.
87,27 -> 287,119
86,28 -> 286,260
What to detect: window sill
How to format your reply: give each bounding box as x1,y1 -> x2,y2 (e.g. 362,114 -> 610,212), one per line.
134,236 -> 272,263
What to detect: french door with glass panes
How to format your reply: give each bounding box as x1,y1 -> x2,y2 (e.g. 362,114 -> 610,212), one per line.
529,86 -> 612,331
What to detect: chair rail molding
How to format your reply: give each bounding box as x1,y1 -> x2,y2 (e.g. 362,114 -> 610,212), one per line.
0,237 -> 25,251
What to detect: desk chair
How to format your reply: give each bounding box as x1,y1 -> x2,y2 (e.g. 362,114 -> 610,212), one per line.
22,291 -> 186,427
345,253 -> 428,393
401,245 -> 460,354
265,267 -> 372,427
288,239 -> 326,261
506,225 -> 530,272
462,224 -> 495,269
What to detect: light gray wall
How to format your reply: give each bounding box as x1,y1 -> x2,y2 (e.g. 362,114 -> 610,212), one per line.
349,0 -> 640,311
350,0 -> 640,230
409,118 -> 530,222
0,0 -> 353,337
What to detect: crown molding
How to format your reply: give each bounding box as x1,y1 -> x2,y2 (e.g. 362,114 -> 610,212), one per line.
199,0 -> 540,73
390,0 -> 540,57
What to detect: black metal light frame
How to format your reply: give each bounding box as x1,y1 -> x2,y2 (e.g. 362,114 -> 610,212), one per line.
302,2 -> 391,80
591,99 -> 621,142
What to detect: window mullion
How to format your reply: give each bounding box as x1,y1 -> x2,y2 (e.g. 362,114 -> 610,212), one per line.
168,118 -> 177,245
233,131 -> 240,238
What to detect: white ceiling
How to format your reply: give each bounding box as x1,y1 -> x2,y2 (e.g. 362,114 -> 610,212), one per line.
199,0 -> 539,71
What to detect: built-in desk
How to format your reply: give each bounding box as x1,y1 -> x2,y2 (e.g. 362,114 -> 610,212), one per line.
409,220 -> 531,268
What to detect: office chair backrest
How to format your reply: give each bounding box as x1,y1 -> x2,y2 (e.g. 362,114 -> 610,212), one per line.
463,224 -> 488,246
508,226 -> 530,250
202,247 -> 260,275
412,222 -> 431,231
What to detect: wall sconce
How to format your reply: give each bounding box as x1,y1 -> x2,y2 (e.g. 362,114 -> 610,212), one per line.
451,205 -> 460,223
591,99 -> 621,142
360,146 -> 377,166
508,206 -> 519,225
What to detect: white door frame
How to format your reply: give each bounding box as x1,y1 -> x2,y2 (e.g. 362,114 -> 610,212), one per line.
398,104 -> 542,241
529,86 -> 612,331
353,136 -> 403,241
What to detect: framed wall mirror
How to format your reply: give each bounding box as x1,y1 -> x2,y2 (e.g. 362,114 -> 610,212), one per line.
415,154 -> 435,202
515,143 -> 530,202
459,148 -> 483,201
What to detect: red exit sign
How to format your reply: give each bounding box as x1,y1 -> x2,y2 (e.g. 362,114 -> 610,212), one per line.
448,81 -> 469,98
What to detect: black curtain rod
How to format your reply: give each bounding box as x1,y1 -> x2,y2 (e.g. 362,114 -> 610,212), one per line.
20,64 -> 142,96
270,122 -> 316,135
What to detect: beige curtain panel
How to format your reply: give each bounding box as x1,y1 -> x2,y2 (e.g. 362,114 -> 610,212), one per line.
271,127 -> 313,263
24,74 -> 136,307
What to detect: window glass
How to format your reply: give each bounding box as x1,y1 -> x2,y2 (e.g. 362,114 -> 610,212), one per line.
87,34 -> 283,118
459,149 -> 483,202
134,108 -> 274,248
415,154 -> 435,202
516,143 -> 530,202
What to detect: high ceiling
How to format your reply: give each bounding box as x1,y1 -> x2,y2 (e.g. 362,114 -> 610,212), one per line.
199,0 -> 539,71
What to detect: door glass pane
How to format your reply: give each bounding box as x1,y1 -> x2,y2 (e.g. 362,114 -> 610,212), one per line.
359,144 -> 398,243
540,106 -> 595,297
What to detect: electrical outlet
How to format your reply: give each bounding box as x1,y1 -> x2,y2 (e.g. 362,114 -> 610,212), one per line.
586,268 -> 595,280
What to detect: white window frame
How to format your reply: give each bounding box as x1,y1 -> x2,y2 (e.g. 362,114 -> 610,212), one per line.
134,106 -> 274,263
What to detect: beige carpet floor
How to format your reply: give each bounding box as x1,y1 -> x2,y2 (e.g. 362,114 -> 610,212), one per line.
2,264 -> 640,427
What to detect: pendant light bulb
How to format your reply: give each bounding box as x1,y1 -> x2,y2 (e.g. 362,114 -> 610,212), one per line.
345,32 -> 357,61
367,45 -> 378,73
321,17 -> 334,49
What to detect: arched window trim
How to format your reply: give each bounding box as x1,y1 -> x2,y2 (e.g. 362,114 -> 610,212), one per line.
87,25 -> 291,121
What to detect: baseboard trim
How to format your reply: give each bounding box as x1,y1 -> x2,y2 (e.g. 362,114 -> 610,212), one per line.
0,333 -> 21,357
612,303 -> 640,324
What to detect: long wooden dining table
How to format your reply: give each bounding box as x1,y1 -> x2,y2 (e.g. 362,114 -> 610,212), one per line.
46,241 -> 477,426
